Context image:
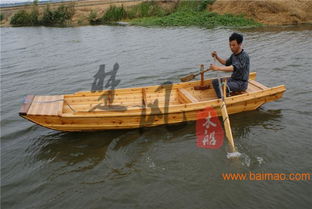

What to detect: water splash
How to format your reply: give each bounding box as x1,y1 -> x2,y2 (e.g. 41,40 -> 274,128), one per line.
256,156 -> 264,165
226,152 -> 242,159
146,156 -> 156,169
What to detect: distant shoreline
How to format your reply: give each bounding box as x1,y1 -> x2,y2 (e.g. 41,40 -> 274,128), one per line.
1,0 -> 312,28
0,0 -> 72,8
0,0 -> 146,27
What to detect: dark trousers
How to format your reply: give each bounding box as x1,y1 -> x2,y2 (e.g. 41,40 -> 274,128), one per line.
212,78 -> 248,98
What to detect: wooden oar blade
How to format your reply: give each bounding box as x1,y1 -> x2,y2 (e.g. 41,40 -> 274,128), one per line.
220,101 -> 235,151
180,74 -> 195,82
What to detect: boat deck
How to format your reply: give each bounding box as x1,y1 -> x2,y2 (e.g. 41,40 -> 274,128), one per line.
25,95 -> 64,116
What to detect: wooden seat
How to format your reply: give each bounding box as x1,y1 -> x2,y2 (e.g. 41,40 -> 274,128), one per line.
230,80 -> 269,95
27,95 -> 64,116
177,88 -> 199,103
249,80 -> 269,90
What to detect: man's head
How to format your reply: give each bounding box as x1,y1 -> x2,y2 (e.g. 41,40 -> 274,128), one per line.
229,32 -> 243,54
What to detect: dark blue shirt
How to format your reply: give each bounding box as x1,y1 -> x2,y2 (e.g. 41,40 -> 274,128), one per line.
225,49 -> 250,82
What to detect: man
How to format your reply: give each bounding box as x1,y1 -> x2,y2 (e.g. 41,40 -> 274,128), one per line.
209,32 -> 250,98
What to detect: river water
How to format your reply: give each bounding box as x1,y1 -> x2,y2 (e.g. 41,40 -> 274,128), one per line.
1,25 -> 312,209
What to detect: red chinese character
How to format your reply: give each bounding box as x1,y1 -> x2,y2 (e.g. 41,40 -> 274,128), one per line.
196,106 -> 224,149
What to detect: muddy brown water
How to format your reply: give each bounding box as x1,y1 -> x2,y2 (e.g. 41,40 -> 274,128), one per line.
1,25 -> 312,209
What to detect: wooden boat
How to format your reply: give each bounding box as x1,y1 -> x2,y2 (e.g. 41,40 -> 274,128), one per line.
19,72 -> 286,132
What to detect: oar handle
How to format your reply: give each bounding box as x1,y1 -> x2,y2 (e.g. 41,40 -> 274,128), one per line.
195,68 -> 210,76
180,65 -> 210,82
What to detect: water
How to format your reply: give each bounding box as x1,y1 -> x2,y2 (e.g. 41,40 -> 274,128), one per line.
1,25 -> 312,209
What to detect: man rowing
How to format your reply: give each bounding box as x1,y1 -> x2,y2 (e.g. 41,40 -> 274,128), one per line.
209,32 -> 250,98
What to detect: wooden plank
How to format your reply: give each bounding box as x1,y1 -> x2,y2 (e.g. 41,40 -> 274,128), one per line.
192,88 -> 217,101
58,95 -> 64,115
46,95 -> 63,116
27,95 -> 64,116
19,95 -> 35,116
26,99 -> 35,115
142,88 -> 147,107
49,95 -> 58,115
44,96 -> 53,116
177,94 -> 189,104
63,96 -> 181,113
27,96 -> 41,115
249,80 -> 269,90
245,83 -> 259,93
42,96 -> 52,115
249,72 -> 256,80
65,91 -> 180,103
47,96 -> 57,116
177,88 -> 199,103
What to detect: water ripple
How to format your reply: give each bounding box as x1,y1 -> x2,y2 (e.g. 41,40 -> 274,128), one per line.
1,25 -> 312,209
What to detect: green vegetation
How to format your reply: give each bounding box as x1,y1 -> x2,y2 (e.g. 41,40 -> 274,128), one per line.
198,0 -> 215,12
102,5 -> 127,23
130,11 -> 261,28
130,0 -> 261,28
10,2 -> 75,26
89,1 -> 171,25
173,0 -> 215,12
29,8 -> 39,25
89,0 -> 260,28
8,0 -> 261,28
88,10 -> 100,25
41,5 -> 75,26
126,1 -> 170,18
10,10 -> 34,26
0,13 -> 4,21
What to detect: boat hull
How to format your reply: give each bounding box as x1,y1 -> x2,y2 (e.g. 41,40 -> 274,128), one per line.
19,73 -> 286,132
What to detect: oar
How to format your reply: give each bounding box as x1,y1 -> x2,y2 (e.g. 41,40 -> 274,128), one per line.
180,67 -> 210,82
215,59 -> 240,157
218,79 -> 235,151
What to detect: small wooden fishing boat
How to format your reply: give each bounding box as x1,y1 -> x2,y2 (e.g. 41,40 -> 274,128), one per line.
19,72 -> 286,132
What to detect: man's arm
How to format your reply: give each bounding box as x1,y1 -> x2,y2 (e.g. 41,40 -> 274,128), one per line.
211,51 -> 227,65
209,64 -> 234,72
215,55 -> 227,65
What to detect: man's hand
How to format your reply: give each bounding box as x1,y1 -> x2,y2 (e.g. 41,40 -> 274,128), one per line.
211,51 -> 227,65
209,64 -> 219,71
211,51 -> 218,59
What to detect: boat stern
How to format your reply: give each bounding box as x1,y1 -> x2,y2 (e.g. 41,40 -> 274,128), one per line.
19,95 -> 35,116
